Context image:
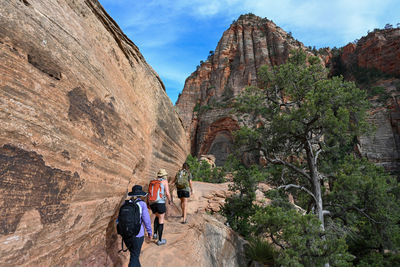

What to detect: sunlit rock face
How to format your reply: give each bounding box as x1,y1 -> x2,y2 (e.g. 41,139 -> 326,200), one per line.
0,0 -> 189,265
176,14 -> 305,165
341,28 -> 400,76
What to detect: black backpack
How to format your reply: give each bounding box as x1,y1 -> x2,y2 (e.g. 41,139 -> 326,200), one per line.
117,199 -> 142,252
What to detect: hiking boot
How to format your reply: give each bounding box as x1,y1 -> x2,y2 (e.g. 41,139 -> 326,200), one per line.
153,234 -> 158,240
156,239 -> 167,246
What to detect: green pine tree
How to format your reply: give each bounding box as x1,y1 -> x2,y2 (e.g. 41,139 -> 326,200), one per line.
226,49 -> 400,265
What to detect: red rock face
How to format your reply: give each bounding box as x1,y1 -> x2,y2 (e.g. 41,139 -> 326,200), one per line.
199,117 -> 240,166
176,14 -> 305,163
341,28 -> 400,76
0,0 -> 188,265
341,43 -> 356,63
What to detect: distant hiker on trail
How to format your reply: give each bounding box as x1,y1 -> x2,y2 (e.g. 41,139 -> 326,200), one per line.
148,169 -> 171,246
117,185 -> 152,267
173,162 -> 193,224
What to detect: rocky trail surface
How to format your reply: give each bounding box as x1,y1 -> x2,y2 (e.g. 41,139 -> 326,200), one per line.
116,181 -> 248,267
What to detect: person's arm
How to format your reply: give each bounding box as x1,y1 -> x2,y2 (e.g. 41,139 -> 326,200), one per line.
189,173 -> 194,194
189,179 -> 193,194
170,173 -> 177,193
146,185 -> 150,206
163,180 -> 171,204
140,201 -> 152,237
171,173 -> 177,185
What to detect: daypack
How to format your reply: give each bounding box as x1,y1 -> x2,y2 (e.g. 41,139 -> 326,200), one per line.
116,199 -> 142,251
176,170 -> 189,189
148,179 -> 165,203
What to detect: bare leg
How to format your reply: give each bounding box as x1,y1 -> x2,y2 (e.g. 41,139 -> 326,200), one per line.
180,197 -> 188,222
158,212 -> 165,224
180,197 -> 184,217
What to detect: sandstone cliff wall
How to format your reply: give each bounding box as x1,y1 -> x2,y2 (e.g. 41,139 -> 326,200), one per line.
0,0 -> 188,265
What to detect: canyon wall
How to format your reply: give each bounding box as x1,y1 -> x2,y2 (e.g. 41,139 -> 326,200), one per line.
338,28 -> 400,175
176,14 -> 305,165
0,0 -> 188,265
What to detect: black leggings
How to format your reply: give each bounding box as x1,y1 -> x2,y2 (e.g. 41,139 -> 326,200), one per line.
154,216 -> 164,241
154,217 -> 159,235
128,236 -> 144,267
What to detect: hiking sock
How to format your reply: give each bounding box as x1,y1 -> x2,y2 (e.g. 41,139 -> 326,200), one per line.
154,217 -> 159,235
158,223 -> 164,241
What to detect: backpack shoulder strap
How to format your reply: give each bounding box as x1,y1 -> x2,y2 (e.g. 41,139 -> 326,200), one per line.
134,199 -> 142,216
118,238 -> 129,253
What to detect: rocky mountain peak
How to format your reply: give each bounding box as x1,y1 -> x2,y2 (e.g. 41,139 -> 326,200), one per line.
176,14 -> 305,164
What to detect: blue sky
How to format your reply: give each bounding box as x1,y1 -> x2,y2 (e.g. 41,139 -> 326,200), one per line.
98,0 -> 399,105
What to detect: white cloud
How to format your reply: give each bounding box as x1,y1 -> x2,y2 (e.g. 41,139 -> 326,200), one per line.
196,2 -> 222,17
156,65 -> 190,84
126,24 -> 186,48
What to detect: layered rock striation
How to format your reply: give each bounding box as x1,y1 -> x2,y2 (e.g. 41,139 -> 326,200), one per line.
0,0 -> 188,265
176,14 -> 305,165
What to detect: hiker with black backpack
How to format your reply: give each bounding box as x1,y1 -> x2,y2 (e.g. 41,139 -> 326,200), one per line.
147,169 -> 171,246
173,162 -> 193,224
117,185 -> 152,267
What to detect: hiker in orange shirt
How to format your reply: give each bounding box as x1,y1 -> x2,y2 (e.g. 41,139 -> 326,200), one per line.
147,169 -> 171,246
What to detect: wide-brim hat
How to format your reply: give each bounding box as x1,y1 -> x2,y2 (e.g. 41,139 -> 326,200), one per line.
128,185 -> 147,197
157,168 -> 168,177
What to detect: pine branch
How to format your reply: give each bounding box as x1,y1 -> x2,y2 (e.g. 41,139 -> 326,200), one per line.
270,233 -> 285,250
322,210 -> 331,216
350,206 -> 384,224
314,149 -> 322,166
327,203 -> 384,224
266,155 -> 311,182
278,184 -> 317,203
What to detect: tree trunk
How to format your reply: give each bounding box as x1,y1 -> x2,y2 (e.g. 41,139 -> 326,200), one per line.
305,143 -> 324,228
305,142 -> 329,267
